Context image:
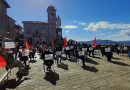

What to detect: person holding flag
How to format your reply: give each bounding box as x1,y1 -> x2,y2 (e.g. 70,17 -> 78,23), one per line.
19,38 -> 31,68
64,37 -> 70,59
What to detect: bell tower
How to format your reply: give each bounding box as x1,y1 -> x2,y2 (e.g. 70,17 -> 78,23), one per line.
47,5 -> 56,24
47,5 -> 57,44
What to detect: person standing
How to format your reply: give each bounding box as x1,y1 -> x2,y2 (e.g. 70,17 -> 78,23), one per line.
41,46 -> 54,71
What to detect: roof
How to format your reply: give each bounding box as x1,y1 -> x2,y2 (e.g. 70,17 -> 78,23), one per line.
1,0 -> 10,8
7,15 -> 16,22
23,21 -> 48,24
15,25 -> 23,29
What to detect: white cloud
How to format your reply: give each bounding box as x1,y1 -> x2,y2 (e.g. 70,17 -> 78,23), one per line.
62,29 -> 73,33
84,21 -> 130,32
63,25 -> 78,29
65,30 -> 71,33
70,20 -> 87,25
100,33 -> 105,35
108,29 -> 130,40
78,22 -> 87,26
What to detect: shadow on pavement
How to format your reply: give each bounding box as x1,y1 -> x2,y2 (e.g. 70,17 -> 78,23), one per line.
57,63 -> 69,70
82,65 -> 98,72
112,57 -> 122,60
61,56 -> 68,61
44,71 -> 59,85
0,77 -> 31,90
29,60 -> 37,63
86,58 -> 99,65
93,56 -> 101,59
67,58 -> 77,62
110,61 -> 130,66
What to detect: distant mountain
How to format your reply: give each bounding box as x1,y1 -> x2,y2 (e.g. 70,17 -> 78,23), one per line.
79,40 -> 130,46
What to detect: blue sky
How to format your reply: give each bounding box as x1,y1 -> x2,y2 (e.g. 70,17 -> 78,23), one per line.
7,0 -> 130,41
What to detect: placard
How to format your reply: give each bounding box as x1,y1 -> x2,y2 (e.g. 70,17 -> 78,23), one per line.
124,47 -> 127,50
24,49 -> 30,56
78,51 -> 85,56
85,48 -> 88,51
117,47 -> 120,50
82,48 -> 87,51
19,49 -> 22,52
82,48 -> 85,51
5,42 -> 15,49
56,51 -> 62,56
70,46 -> 74,49
45,54 -> 53,60
89,47 -> 93,51
65,47 -> 70,50
105,48 -> 110,52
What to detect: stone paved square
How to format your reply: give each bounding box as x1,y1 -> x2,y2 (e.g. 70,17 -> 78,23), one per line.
1,52 -> 130,90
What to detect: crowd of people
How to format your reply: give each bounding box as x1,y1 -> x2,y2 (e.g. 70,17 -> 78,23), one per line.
0,42 -> 130,77
36,43 -> 130,71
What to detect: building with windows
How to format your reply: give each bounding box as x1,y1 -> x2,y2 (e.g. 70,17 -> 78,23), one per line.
0,0 -> 16,40
23,5 -> 62,45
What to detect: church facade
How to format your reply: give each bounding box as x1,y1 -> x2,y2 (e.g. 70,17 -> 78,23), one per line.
23,5 -> 62,45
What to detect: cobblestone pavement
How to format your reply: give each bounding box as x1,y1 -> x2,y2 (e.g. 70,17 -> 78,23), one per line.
1,52 -> 130,90
0,69 -> 6,79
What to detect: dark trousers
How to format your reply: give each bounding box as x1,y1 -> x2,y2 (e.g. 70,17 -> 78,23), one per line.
20,56 -> 28,66
79,56 -> 86,66
106,52 -> 112,61
65,50 -> 70,58
44,60 -> 54,69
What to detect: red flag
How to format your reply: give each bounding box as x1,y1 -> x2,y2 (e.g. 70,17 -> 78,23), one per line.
0,55 -> 6,68
51,36 -> 54,46
94,37 -> 97,48
64,37 -> 68,47
26,38 -> 31,50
